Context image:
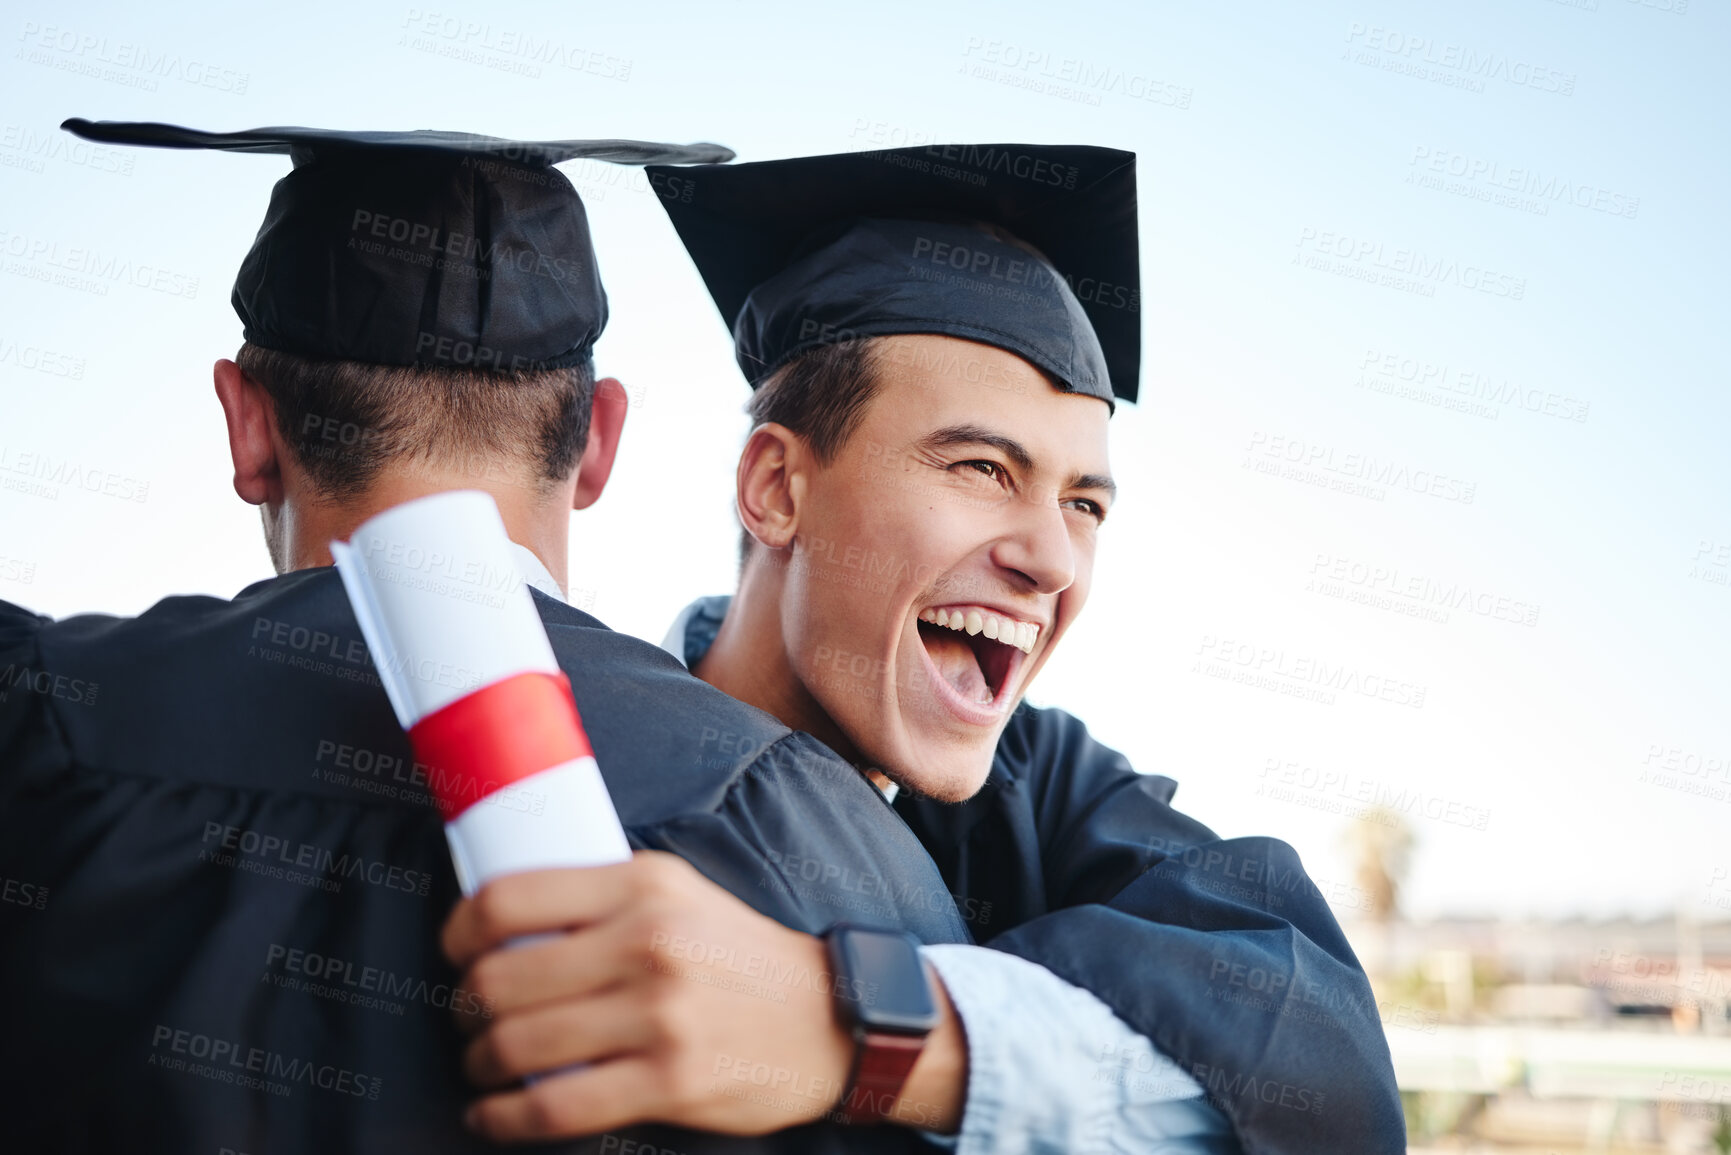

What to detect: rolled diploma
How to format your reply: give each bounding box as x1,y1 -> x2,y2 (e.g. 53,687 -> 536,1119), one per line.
330,490 -> 631,895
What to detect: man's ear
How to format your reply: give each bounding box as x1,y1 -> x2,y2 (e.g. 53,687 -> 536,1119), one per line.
573,377 -> 628,510
213,359 -> 284,507
736,422 -> 806,552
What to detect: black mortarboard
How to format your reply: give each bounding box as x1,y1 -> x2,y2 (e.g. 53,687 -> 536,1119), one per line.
647,144 -> 1139,407
62,119 -> 734,370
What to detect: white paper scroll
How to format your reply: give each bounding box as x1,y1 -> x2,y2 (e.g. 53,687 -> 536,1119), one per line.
331,490 -> 631,895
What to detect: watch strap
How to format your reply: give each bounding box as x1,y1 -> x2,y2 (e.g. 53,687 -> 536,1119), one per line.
838,1028 -> 927,1125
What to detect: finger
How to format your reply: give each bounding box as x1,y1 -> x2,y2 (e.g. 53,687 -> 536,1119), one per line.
457,917 -> 642,1035
465,1055 -> 665,1142
464,986 -> 658,1089
442,853 -> 673,968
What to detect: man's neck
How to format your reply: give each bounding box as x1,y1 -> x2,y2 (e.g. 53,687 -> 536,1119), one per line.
276,470 -> 574,595
695,554 -> 866,772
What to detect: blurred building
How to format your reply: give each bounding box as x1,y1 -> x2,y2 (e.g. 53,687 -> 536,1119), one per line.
1337,815 -> 1731,1152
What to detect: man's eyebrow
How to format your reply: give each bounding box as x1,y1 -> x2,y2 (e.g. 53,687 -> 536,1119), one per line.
1070,471 -> 1117,498
919,424 -> 1035,473
918,423 -> 1116,497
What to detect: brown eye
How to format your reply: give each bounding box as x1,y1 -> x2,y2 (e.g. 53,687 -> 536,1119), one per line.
962,461 -> 1004,483
1064,497 -> 1106,524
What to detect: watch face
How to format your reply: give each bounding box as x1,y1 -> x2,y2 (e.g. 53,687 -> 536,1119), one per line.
834,927 -> 938,1034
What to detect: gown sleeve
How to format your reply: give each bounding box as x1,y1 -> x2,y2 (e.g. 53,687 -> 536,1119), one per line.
0,598 -> 51,748
0,594 -> 952,1154
896,705 -> 1406,1154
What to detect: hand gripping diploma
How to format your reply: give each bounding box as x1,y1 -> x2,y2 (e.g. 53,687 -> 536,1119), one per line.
335,491 -> 965,1142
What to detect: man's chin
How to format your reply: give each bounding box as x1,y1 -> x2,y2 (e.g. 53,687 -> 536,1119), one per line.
884,755 -> 994,805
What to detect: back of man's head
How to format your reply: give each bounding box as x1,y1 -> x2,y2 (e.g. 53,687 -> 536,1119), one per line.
55,121 -> 731,536
235,343 -> 596,503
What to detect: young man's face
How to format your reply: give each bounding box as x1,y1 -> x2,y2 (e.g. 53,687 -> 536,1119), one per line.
779,334 -> 1114,802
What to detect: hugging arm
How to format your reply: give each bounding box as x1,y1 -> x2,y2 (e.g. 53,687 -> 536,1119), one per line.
898,707 -> 1406,1155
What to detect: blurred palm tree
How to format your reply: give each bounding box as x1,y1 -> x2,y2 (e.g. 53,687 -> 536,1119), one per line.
1343,808 -> 1413,922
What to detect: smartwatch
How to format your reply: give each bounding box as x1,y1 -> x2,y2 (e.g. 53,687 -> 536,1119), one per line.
823,923 -> 939,1125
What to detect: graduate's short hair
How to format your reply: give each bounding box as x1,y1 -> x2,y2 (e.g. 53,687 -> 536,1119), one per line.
740,338 -> 883,564
235,342 -> 595,503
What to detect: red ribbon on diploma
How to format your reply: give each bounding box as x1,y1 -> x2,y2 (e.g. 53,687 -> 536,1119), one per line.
407,671 -> 594,821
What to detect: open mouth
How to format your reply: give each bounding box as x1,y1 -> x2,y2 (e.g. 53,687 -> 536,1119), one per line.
915,605 -> 1040,715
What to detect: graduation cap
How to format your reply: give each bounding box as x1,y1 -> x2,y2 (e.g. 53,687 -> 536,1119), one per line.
647,144 -> 1139,407
62,119 -> 734,370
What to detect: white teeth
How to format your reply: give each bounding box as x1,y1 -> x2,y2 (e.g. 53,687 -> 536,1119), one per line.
919,607 -> 1040,654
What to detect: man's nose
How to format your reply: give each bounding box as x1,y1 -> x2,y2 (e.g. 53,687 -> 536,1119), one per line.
990,488 -> 1076,594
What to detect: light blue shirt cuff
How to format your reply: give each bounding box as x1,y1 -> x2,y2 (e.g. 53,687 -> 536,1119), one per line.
919,944 -> 1241,1154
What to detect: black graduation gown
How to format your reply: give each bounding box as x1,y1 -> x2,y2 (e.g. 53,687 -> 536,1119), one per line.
894,705 -> 1407,1154
672,595 -> 1404,1154
0,569 -> 966,1155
